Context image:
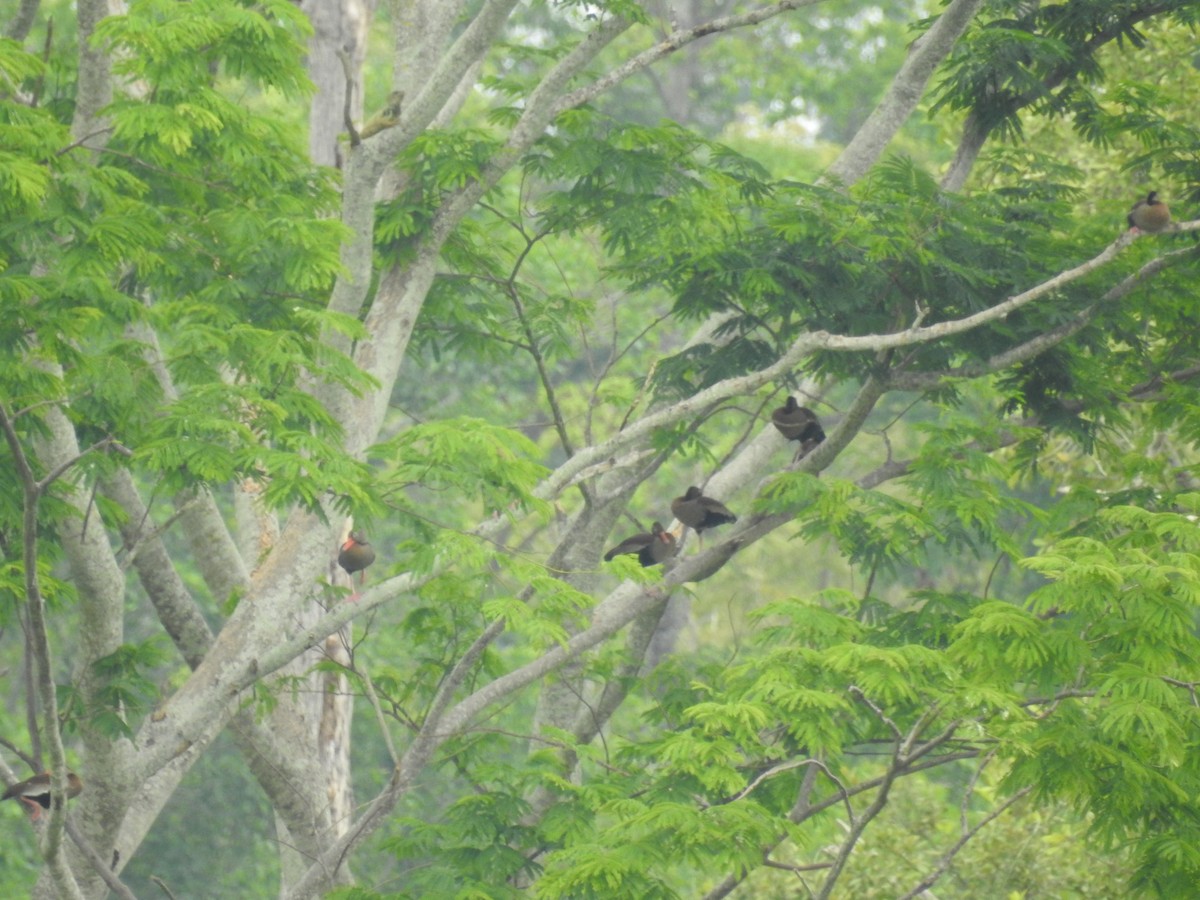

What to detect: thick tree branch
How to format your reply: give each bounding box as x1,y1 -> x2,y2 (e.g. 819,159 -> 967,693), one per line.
249,222 -> 1179,763
72,0 -> 116,149
393,0 -> 470,101
105,471 -> 214,668
540,225 -> 1162,500
825,0 -> 985,187
4,0 -> 40,41
129,321 -> 251,600
325,0 -> 522,328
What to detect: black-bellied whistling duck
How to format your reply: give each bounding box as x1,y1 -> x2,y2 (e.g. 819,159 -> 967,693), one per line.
3,772 -> 82,821
671,487 -> 737,533
604,522 -> 678,568
771,397 -> 826,459
338,531 -> 375,601
1127,192 -> 1170,233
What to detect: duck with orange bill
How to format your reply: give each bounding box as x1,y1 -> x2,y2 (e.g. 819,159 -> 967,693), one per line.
338,531 -> 376,601
3,772 -> 82,821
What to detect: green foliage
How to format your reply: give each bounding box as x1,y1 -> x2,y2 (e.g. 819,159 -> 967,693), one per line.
372,417 -> 551,531
7,1 -> 1200,897
356,479 -> 1200,897
95,0 -> 312,99
57,639 -> 170,738
933,0 -> 1200,140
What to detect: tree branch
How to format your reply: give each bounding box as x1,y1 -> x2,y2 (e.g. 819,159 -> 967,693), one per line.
66,818 -> 137,900
825,0 -> 986,187
4,0 -> 40,41
898,785 -> 1034,900
888,233 -> 1200,391
941,2 -> 1178,190
0,404 -> 82,898
72,0 -> 114,148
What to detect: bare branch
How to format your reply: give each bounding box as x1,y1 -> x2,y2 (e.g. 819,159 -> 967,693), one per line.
104,471 -> 214,667
849,685 -> 904,742
66,818 -> 138,900
0,404 -> 81,894
826,0 -> 986,187
898,785 -> 1034,900
721,757 -> 838,807
358,666 -> 400,765
4,0 -> 40,41
553,1 -> 828,118
889,236 -> 1200,391
706,749 -> 980,900
500,224 -> 576,459
540,224 -> 1180,500
336,48 -> 360,147
814,750 -> 902,899
326,0 -> 525,326
35,436 -> 119,493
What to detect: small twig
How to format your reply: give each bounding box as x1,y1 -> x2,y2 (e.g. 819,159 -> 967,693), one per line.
814,751 -> 903,900
961,750 -> 996,834
1161,677 -> 1199,707
359,665 -> 400,766
56,126 -> 114,157
909,300 -> 930,330
0,734 -> 38,770
704,749 -> 980,900
898,785 -> 1033,900
763,858 -> 834,874
336,49 -> 360,147
898,710 -> 941,766
720,758 -> 821,805
150,875 -> 180,900
848,685 -> 903,742
1020,688 -> 1096,718
0,404 -> 79,895
981,553 -> 1004,602
470,727 -> 634,777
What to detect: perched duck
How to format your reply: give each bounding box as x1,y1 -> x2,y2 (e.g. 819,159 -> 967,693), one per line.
771,397 -> 826,459
338,531 -> 376,601
1127,191 -> 1170,233
672,487 -> 737,533
3,772 -> 82,821
604,522 -> 678,568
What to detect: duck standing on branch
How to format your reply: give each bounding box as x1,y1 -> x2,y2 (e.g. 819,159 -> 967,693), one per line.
3,772 -> 82,821
771,397 -> 826,460
1127,191 -> 1170,233
338,531 -> 376,602
672,487 -> 737,534
604,522 -> 678,568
